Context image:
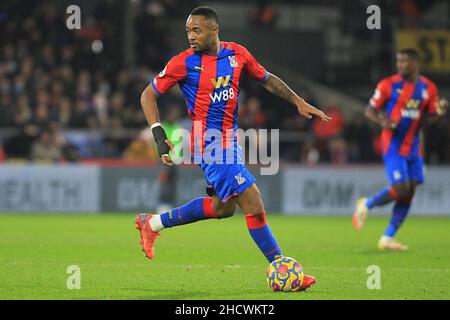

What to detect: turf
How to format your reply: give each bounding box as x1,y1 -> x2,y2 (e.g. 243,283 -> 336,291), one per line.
0,213 -> 449,300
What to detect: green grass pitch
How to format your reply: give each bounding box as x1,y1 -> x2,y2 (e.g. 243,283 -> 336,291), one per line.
0,213 -> 449,300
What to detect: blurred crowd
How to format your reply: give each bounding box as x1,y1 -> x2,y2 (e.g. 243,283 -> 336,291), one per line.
0,0 -> 157,161
0,0 -> 448,165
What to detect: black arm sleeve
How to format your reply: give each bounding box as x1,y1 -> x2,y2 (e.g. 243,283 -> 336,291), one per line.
151,125 -> 170,156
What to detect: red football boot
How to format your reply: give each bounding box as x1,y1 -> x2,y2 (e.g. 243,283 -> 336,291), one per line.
135,213 -> 160,259
299,275 -> 316,291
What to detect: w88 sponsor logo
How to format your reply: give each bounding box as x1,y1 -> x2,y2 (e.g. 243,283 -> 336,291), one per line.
401,99 -> 421,119
210,88 -> 235,103
401,109 -> 420,119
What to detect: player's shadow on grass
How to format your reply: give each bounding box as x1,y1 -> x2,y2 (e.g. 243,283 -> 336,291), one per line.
124,288 -> 277,300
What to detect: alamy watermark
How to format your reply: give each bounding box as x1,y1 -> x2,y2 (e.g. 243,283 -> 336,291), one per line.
66,265 -> 81,290
366,5 -> 381,30
66,5 -> 81,30
63,3 -> 381,175
167,121 -> 279,175
66,4 -> 381,31
366,265 -> 381,290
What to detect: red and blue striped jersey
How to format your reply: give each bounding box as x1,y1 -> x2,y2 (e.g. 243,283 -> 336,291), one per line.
369,74 -> 438,157
151,41 -> 268,152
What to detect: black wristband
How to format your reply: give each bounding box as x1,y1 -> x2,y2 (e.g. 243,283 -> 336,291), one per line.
151,125 -> 170,156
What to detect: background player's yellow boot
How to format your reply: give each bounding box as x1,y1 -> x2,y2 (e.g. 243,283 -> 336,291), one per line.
378,236 -> 408,251
352,197 -> 368,231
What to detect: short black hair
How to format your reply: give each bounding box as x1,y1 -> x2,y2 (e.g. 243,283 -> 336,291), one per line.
190,6 -> 219,25
398,48 -> 420,61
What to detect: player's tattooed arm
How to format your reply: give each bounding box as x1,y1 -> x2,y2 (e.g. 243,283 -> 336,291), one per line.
262,73 -> 298,104
262,72 -> 331,121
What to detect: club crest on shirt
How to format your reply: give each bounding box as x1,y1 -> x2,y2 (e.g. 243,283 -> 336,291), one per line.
228,55 -> 238,68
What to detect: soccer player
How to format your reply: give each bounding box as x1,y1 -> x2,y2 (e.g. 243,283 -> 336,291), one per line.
353,48 -> 448,250
136,6 -> 330,290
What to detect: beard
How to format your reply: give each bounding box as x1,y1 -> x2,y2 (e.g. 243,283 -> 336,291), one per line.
400,70 -> 414,79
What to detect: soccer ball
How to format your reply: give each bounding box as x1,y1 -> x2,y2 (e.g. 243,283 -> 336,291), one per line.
266,256 -> 304,292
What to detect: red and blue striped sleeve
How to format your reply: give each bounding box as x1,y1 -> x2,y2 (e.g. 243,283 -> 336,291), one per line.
241,46 -> 268,81
151,54 -> 187,95
369,78 -> 391,110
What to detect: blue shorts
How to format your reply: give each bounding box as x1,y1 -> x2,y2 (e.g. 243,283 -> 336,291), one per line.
383,152 -> 424,185
199,147 -> 256,203
200,162 -> 256,202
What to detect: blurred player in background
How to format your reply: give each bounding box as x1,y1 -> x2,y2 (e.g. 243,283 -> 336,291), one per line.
353,48 -> 448,250
136,6 -> 330,291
